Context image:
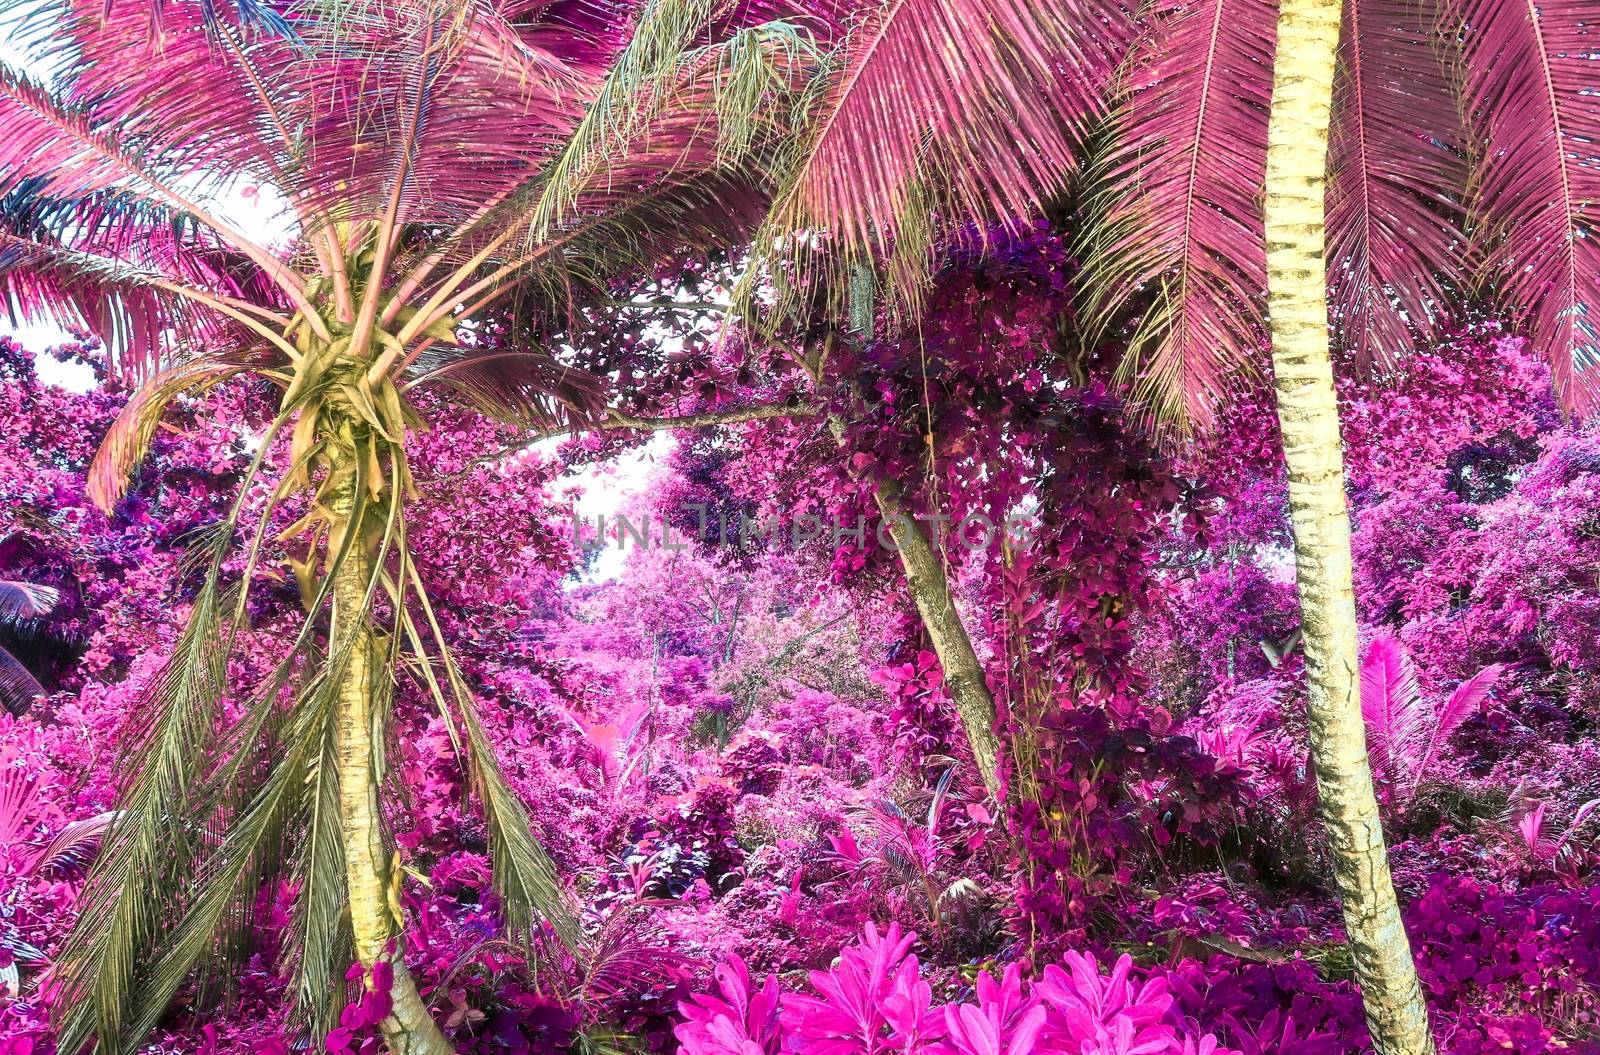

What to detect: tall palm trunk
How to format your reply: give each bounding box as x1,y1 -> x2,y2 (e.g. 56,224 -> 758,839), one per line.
328,444 -> 455,1055
1264,1 -> 1435,1052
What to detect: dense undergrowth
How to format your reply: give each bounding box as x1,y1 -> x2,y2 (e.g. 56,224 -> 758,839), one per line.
2,247 -> 1598,1054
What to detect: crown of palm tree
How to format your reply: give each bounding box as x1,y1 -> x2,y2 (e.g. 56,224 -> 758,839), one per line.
0,0 -> 816,462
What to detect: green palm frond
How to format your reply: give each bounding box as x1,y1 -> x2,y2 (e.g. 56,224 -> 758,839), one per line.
116,663 -> 343,1048
286,689 -> 354,1040
407,560 -> 579,949
54,539 -> 233,1055
526,0 -> 728,242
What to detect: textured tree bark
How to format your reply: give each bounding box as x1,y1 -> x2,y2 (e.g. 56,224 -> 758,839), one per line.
816,401 -> 1003,799
871,479 -> 1004,800
328,455 -> 456,1055
1264,2 -> 1436,1053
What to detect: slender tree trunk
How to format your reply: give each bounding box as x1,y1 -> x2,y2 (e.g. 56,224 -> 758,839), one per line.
1264,2 -> 1435,1052
821,412 -> 1004,799
328,451 -> 455,1055
872,479 -> 1004,799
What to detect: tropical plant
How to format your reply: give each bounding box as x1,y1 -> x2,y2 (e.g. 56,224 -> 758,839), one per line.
1500,791 -> 1600,876
0,578 -> 58,714
1358,635 -> 1503,810
677,931 -> 1239,1055
1065,0 -> 1597,1049
0,0 -> 826,1050
674,954 -> 784,1055
826,769 -> 984,942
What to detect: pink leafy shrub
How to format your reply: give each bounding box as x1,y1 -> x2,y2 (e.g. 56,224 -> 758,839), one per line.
678,927 -> 1236,1055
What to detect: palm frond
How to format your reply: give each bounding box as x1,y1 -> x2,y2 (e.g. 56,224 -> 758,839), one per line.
285,677 -> 354,1042
1074,0 -> 1275,429
1455,0 -> 1600,413
0,229 -> 240,377
461,700 -> 578,945
0,750 -> 43,847
748,0 -> 1134,317
53,408 -> 310,1054
0,581 -> 58,621
408,563 -> 579,948
1410,662 -> 1501,792
26,811 -> 117,876
0,57 -> 298,315
41,0 -> 294,194
0,581 -> 56,714
410,346 -> 611,431
52,559 -> 232,1055
115,668 -> 336,1051
88,357 -> 256,513
527,0 -> 730,241
1325,0 -> 1466,366
1358,634 -> 1421,785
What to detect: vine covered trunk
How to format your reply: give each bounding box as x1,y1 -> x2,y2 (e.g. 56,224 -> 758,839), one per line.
816,393 -> 1004,799
871,479 -> 1004,800
327,439 -> 456,1055
1263,2 -> 1436,1052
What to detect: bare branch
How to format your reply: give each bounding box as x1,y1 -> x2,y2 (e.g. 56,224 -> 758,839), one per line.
604,401 -> 817,430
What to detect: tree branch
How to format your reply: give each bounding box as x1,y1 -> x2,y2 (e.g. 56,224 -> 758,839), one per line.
603,401 -> 817,431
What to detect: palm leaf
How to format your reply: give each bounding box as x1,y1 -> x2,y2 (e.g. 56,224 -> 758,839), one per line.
0,581 -> 58,621
114,672 -> 335,1051
750,0 -> 1133,315
53,567 -> 232,1055
408,562 -> 579,948
0,229 -> 237,376
53,409 -> 306,1054
1409,662 -> 1501,793
0,648 -> 48,716
1325,0 -> 1466,365
412,346 -> 611,431
0,57 -> 297,316
26,811 -> 117,876
0,748 -> 43,846
1357,634 -> 1421,785
1454,0 -> 1600,413
526,0 -> 731,241
1074,0 -> 1274,429
87,358 -> 255,513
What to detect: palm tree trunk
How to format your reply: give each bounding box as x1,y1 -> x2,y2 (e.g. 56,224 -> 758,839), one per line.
1264,1 -> 1435,1052
328,455 -> 455,1055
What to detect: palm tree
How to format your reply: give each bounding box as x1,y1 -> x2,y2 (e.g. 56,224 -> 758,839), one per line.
0,0 -> 820,1050
0,578 -> 59,714
1258,2 -> 1435,1049
672,0 -> 1595,1046
1066,0 -> 1597,1051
